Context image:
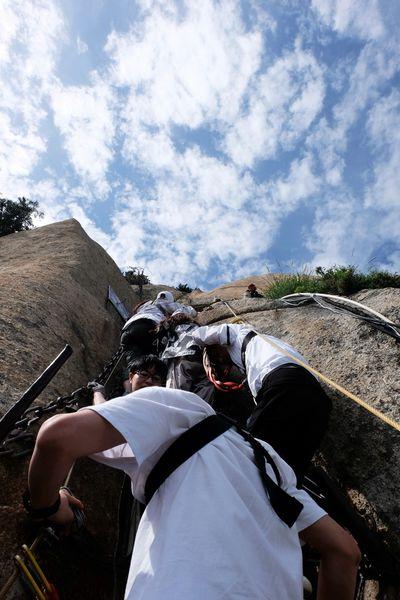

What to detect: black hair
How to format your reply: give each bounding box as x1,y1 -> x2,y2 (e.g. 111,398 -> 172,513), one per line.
128,354 -> 168,381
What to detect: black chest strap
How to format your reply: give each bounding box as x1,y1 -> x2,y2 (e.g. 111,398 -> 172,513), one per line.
144,413 -> 303,528
241,330 -> 257,368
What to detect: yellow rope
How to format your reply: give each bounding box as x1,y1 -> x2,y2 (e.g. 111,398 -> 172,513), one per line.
22,545 -> 52,594
14,555 -> 46,600
0,534 -> 45,600
0,464 -> 76,599
225,305 -> 400,433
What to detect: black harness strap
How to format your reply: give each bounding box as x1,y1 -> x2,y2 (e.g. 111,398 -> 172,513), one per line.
145,415 -> 231,505
144,413 -> 303,528
241,330 -> 257,368
236,426 -> 303,527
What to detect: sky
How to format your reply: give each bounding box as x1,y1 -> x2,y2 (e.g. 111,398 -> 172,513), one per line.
1,0 -> 399,290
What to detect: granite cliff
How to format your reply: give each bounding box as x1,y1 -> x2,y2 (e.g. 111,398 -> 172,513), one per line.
0,219 -> 399,599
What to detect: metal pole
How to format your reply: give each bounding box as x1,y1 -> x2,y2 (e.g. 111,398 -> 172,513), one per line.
0,345 -> 73,443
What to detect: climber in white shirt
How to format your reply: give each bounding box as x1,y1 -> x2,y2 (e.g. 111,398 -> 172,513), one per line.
191,323 -> 332,482
26,375 -> 359,600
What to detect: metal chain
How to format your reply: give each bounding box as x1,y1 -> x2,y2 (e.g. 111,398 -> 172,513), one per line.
0,345 -> 124,458
0,388 -> 85,457
96,345 -> 124,386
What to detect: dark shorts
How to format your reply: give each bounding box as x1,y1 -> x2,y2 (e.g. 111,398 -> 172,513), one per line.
247,364 -> 332,483
167,352 -> 215,404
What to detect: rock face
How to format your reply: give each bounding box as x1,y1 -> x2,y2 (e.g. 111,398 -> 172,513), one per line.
187,273 -> 276,305
197,292 -> 400,561
0,219 -> 136,599
1,219 -> 399,598
130,283 -> 184,303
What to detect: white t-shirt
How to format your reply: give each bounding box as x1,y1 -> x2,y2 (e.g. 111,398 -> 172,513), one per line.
191,323 -> 314,396
86,388 -> 325,600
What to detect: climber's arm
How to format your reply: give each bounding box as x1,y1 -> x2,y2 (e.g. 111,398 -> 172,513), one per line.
191,324 -> 231,346
27,411 -> 124,525
300,515 -> 360,600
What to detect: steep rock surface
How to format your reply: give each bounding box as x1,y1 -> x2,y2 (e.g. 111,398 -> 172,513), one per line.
187,273 -> 276,305
1,219 -> 399,598
0,219 -> 136,599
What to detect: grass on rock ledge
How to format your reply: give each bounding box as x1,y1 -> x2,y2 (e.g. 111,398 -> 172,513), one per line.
264,265 -> 400,300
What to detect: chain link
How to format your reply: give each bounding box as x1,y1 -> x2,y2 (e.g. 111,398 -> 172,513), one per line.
96,346 -> 124,386
0,346 -> 124,458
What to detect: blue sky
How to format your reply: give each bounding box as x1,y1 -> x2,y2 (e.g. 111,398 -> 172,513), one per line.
1,0 -> 399,289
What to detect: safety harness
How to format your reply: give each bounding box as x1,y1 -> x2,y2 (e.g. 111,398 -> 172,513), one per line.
145,412 -> 303,528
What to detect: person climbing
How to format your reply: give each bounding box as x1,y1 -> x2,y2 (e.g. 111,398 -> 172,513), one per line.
88,355 -> 168,598
25,381 -> 358,599
244,283 -> 263,298
121,291 -> 197,358
160,312 -> 215,404
120,291 -> 196,392
88,355 -> 168,404
191,323 -> 332,482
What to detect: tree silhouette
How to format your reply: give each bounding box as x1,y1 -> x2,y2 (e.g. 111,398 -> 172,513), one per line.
123,267 -> 150,298
0,197 -> 43,237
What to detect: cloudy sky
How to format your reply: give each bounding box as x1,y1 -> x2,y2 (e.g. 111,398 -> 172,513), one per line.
1,0 -> 399,289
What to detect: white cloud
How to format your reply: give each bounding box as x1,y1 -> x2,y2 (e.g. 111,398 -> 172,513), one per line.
333,43 -> 399,131
0,0 -> 65,192
311,0 -> 385,40
0,1 -> 19,66
50,77 -> 116,197
101,3 -> 326,285
268,155 -> 320,210
307,40 -> 400,186
30,178 -> 69,225
101,153 -> 272,284
365,90 -> 400,211
1,0 -> 398,288
106,0 -> 264,128
102,151 -> 321,285
0,112 -> 46,177
222,44 -> 325,167
305,192 -> 364,267
77,36 -> 88,54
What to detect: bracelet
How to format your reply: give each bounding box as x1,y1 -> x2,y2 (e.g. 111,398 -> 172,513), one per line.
22,489 -> 61,519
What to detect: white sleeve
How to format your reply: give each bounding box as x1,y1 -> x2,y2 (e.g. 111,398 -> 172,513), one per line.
190,324 -> 231,345
172,303 -> 197,317
91,443 -> 138,470
292,488 -> 327,532
182,305 -> 197,317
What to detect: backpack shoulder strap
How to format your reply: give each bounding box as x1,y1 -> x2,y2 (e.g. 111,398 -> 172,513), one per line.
144,414 -> 231,504
144,411 -> 303,527
241,330 -> 257,367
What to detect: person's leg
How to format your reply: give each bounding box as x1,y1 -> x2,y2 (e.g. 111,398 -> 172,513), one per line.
247,365 -> 332,482
120,318 -> 156,354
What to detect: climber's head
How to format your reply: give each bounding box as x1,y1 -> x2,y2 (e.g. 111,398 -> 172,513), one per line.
156,291 -> 174,303
128,355 -> 167,391
204,345 -> 231,371
203,345 -> 245,393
